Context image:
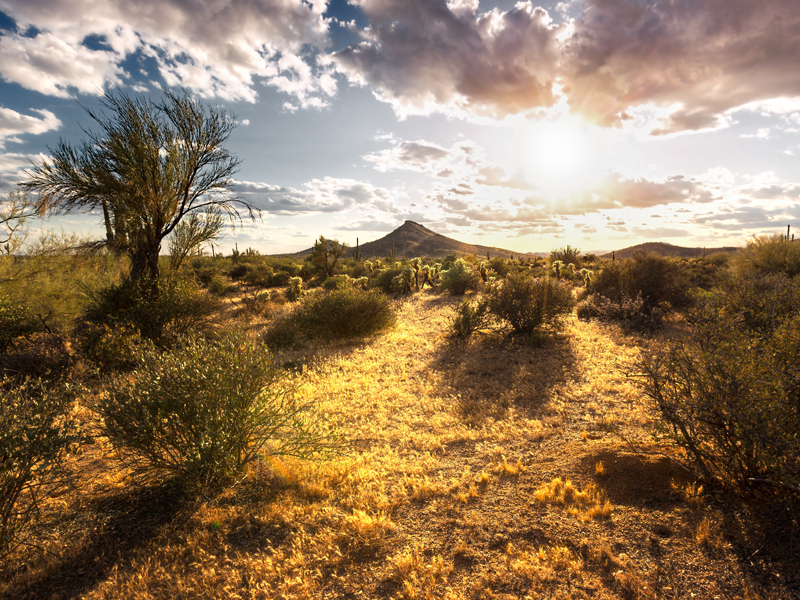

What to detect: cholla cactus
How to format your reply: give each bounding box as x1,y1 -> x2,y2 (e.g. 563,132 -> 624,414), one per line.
352,276 -> 369,290
287,276 -> 304,302
363,259 -> 374,273
580,268 -> 593,288
479,261 -> 489,283
419,264 -> 431,289
567,263 -> 576,275
410,257 -> 422,290
394,261 -> 401,270
552,260 -> 564,279
392,267 -> 415,294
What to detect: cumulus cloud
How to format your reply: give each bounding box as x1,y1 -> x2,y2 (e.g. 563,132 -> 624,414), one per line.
364,140 -> 452,172
335,0 -> 562,118
0,107 -> 61,148
563,0 -> 800,133
234,177 -> 397,215
0,0 -> 335,105
335,0 -> 800,133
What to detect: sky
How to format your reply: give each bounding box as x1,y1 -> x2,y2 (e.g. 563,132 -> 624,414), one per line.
1,0 -> 799,254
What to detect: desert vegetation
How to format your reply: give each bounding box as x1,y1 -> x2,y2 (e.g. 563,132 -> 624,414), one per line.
1,227 -> 799,599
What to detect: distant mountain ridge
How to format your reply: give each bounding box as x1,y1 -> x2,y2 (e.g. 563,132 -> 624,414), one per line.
600,241 -> 740,260
291,221 -> 535,260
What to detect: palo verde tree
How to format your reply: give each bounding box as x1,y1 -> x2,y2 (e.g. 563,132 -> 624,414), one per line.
22,88 -> 256,293
311,235 -> 349,279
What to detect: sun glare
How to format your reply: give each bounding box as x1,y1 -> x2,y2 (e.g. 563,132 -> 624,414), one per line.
506,117 -> 608,196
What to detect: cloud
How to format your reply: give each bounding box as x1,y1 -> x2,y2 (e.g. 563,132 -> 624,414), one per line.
563,0 -> 800,133
0,0 -> 334,105
363,140 -> 452,172
234,177 -> 397,215
0,107 -> 61,148
335,0 -> 562,118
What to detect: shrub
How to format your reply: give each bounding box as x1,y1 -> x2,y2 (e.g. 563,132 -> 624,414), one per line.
323,274 -> 351,290
373,267 -> 405,294
0,333 -> 76,381
550,245 -> 582,267
449,297 -> 491,338
83,275 -> 221,343
271,270 -> 291,287
589,252 -> 691,314
262,315 -> 299,349
0,295 -> 44,354
488,272 -> 575,334
576,293 -> 665,332
1,379 -> 81,558
733,234 -> 800,278
207,274 -> 235,296
635,274 -> 800,504
291,288 -> 396,341
488,257 -> 510,278
440,259 -> 481,295
392,268 -> 415,294
96,333 -> 338,490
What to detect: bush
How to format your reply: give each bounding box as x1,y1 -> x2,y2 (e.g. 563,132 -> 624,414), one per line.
373,267 -> 405,294
1,379 -> 80,558
636,274 -> 800,504
207,274 -> 235,296
0,295 -> 44,354
440,259 -> 481,295
0,333 -> 76,380
323,274 -> 351,290
96,333 -> 337,490
290,288 -> 396,341
488,272 -> 575,334
733,234 -> 800,278
83,275 -> 221,343
262,315 -> 300,349
576,292 -> 665,332
550,245 -> 582,267
449,297 -> 491,338
589,252 -> 691,314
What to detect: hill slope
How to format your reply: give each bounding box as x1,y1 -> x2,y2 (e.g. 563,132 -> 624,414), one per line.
601,241 -> 740,260
293,221 -> 532,260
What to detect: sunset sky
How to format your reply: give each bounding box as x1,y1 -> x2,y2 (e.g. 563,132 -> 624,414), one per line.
1,0 -> 799,254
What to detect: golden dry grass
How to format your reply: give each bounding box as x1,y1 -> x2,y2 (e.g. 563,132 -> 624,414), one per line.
1,290 -> 798,599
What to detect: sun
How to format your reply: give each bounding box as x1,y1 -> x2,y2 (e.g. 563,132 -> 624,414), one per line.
506,117 -> 605,196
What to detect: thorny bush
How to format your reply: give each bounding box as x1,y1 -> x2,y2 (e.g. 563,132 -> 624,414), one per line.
487,272 -> 575,335
96,332 -> 340,490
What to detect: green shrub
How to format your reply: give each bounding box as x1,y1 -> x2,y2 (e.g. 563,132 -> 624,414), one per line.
449,297 -> 491,338
733,234 -> 800,278
440,259 -> 481,295
271,271 -> 291,287
0,295 -> 44,354
291,288 -> 395,341
636,274 -> 800,504
207,274 -> 235,296
488,272 -> 574,334
373,267 -> 405,294
589,252 -> 691,314
96,333 -> 338,490
77,323 -> 148,372
323,274 -> 351,290
83,275 -> 221,343
262,315 -> 300,349
1,379 -> 81,558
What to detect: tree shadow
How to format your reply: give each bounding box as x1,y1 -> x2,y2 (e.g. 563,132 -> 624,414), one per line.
2,480 -> 195,600
427,329 -> 579,423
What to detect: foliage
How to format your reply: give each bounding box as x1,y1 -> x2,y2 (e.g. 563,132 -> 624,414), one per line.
576,292 -> 666,332
76,323 -> 148,372
373,266 -> 405,294
0,333 -> 76,381
323,274 -> 352,290
0,189 -> 34,263
550,245 -> 581,266
635,274 -> 800,503
440,258 -> 481,295
290,288 -> 396,341
96,333 -> 338,490
392,268 -> 415,294
167,210 -> 225,272
82,274 -> 221,343
262,315 -> 300,349
487,272 -> 575,334
311,236 -> 349,279
286,276 -> 304,302
0,295 -> 44,354
732,234 -> 800,278
588,252 -> 691,314
449,297 -> 491,338
23,88 -> 255,288
488,257 -> 510,278
1,379 -> 80,558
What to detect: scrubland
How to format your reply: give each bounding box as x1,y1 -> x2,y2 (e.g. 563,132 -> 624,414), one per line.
1,244 -> 799,600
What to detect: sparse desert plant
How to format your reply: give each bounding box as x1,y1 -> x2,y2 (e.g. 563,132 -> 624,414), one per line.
392,267 -> 415,294
440,258 -> 481,295
576,292 -> 665,332
290,287 -> 396,341
488,272 -> 575,334
82,274 -> 221,343
0,295 -> 44,354
1,379 -> 81,558
589,252 -> 691,314
636,274 -> 800,504
550,245 -> 582,266
286,276 -> 304,302
0,332 -> 76,381
733,233 -> 800,278
449,297 -> 491,338
96,332 -> 338,490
